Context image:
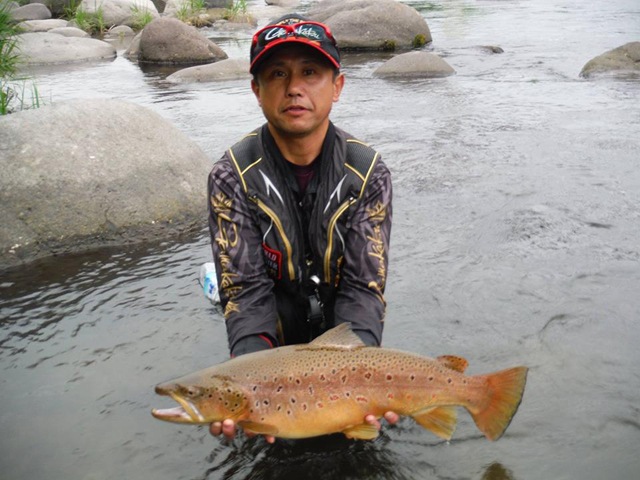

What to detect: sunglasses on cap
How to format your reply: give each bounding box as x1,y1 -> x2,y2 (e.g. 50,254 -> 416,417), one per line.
250,21 -> 340,74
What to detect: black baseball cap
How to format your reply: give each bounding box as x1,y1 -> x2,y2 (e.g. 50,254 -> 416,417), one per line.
249,13 -> 341,75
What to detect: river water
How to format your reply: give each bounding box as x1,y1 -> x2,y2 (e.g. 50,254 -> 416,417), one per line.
1,1 -> 640,479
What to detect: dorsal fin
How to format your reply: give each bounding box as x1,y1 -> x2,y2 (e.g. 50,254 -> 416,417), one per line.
308,323 -> 366,349
436,355 -> 469,373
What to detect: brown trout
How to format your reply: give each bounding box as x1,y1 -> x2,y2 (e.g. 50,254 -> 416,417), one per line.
151,324 -> 528,441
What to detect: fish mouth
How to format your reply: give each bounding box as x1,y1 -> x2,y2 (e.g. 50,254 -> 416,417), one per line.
151,391 -> 206,423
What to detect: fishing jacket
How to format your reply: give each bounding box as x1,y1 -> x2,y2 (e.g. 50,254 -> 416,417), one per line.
208,123 -> 392,354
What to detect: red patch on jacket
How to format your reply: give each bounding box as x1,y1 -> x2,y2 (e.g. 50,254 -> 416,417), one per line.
262,243 -> 282,279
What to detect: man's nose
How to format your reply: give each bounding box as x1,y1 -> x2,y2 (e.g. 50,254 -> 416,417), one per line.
286,73 -> 304,96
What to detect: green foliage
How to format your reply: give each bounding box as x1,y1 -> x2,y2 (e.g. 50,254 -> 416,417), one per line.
1,2 -> 20,78
382,40 -> 396,52
412,34 -> 426,49
130,5 -> 154,31
223,0 -> 248,21
1,3 -> 43,114
176,0 -> 206,23
76,8 -> 107,35
1,78 -> 44,115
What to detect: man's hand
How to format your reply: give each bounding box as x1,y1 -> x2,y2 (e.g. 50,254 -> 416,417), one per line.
365,411 -> 400,430
210,411 -> 399,443
209,419 -> 276,444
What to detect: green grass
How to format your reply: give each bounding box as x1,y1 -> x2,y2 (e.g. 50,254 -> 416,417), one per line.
1,2 -> 45,114
223,0 -> 250,22
130,5 -> 154,31
176,0 -> 206,23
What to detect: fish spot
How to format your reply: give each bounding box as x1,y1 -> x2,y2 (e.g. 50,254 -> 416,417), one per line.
331,369 -> 337,375
316,402 -> 324,409
302,403 -> 308,411
410,374 -> 416,381
364,372 -> 372,380
386,374 -> 393,381
277,405 -> 282,411
308,386 -> 314,395
287,410 -> 292,416
277,385 -> 284,393
254,400 -> 260,408
341,375 -> 348,384
263,399 -> 270,406
252,385 -> 258,392
295,379 -> 301,385
290,397 -> 296,404
428,376 -> 434,382
387,393 -> 394,400
329,394 -> 340,401
344,392 -> 351,398
447,378 -> 453,384
356,396 -> 368,403
320,374 -> 326,381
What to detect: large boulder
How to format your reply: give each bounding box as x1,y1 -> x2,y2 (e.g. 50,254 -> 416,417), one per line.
0,99 -> 211,268
166,58 -> 250,83
580,41 -> 640,78
16,19 -> 69,32
10,3 -> 51,21
308,0 -> 431,51
137,17 -> 227,64
29,0 -> 74,17
16,32 -> 116,65
374,51 -> 455,78
78,0 -> 159,28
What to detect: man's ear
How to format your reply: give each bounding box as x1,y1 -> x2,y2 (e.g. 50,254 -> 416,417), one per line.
333,73 -> 345,102
251,78 -> 261,106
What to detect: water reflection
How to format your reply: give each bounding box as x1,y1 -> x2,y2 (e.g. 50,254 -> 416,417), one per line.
200,433 -> 518,480
204,433 -> 423,480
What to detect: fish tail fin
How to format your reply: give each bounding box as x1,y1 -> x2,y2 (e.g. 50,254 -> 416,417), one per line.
469,366 -> 528,441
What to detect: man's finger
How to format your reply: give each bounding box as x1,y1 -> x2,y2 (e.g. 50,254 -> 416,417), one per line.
384,411 -> 400,425
210,421 -> 222,436
221,419 -> 236,439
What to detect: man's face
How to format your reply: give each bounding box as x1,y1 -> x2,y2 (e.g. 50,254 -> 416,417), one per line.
251,44 -> 344,141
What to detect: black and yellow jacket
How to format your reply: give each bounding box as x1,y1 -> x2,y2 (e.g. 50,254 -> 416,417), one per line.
208,123 -> 392,355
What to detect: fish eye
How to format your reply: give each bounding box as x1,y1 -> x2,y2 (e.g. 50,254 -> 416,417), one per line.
185,386 -> 200,397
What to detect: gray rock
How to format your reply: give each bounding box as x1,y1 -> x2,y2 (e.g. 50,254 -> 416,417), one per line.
166,58 -> 251,83
104,25 -> 136,38
16,32 -> 117,65
308,0 -> 431,51
138,17 -> 227,64
78,0 -> 159,28
48,26 -> 91,38
374,51 -> 455,78
0,99 -> 211,268
29,0 -> 74,17
16,19 -> 69,32
580,41 -> 640,78
10,3 -> 51,21
265,0 -> 299,7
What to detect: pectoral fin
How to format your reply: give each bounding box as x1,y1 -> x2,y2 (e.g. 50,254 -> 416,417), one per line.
342,423 -> 380,440
237,420 -> 279,436
412,406 -> 457,440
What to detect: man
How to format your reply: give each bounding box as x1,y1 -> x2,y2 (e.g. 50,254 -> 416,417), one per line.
207,14 -> 395,442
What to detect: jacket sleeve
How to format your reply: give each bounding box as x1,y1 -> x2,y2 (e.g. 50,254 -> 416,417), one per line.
333,158 -> 392,345
208,155 -> 279,354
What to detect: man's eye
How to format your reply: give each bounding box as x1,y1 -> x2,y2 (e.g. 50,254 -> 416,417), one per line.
303,68 -> 316,76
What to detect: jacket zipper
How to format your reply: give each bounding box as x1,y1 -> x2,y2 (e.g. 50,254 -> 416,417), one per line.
250,196 -> 296,281
324,197 -> 357,283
